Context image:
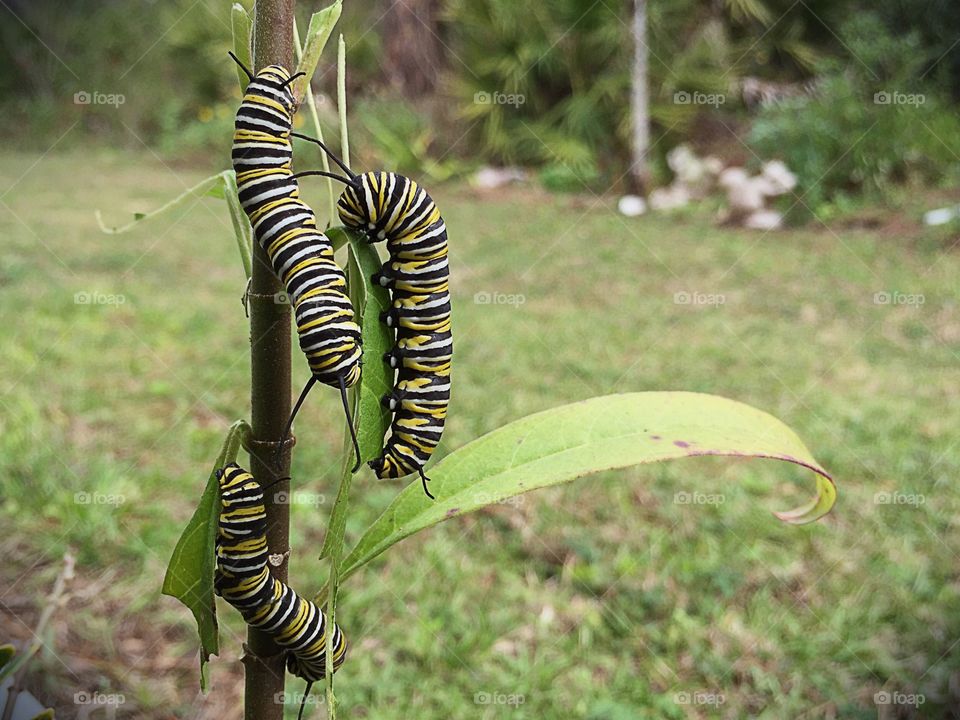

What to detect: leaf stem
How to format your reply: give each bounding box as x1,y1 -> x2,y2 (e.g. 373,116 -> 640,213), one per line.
293,17 -> 338,222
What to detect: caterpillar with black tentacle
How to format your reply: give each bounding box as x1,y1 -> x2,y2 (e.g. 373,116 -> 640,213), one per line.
229,53 -> 363,470
291,139 -> 451,499
215,462 -> 347,719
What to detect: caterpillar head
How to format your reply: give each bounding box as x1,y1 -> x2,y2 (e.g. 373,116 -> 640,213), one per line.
336,171 -> 397,240
228,52 -> 300,115
254,65 -> 298,114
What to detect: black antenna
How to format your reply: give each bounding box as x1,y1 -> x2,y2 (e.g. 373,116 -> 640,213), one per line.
419,469 -> 435,500
339,376 -> 363,473
291,132 -> 356,179
291,170 -> 353,186
275,377 -> 318,469
227,51 -> 254,82
280,71 -> 307,89
297,681 -> 313,720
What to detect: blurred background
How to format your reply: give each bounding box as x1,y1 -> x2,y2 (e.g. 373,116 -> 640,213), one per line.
1,0 -> 959,718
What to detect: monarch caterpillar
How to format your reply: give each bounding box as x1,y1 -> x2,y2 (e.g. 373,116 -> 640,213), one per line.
229,53 -> 362,469
215,463 -> 347,718
293,142 -> 451,499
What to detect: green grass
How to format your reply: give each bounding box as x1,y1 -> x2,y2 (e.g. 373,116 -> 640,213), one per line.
1,149 -> 959,718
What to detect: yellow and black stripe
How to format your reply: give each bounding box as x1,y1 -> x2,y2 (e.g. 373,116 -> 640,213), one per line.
215,463 -> 348,682
336,172 -> 451,495
230,58 -> 362,465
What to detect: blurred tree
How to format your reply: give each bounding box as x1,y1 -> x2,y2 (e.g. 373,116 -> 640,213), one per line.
630,0 -> 650,195
382,0 -> 444,98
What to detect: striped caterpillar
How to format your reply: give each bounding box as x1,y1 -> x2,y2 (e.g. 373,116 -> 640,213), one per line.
230,54 -> 362,469
215,463 -> 347,718
295,143 -> 451,498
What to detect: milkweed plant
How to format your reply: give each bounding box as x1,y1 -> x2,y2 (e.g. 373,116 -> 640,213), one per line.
95,3 -> 837,719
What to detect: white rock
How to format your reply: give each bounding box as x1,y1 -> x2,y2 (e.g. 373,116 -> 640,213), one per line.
472,166 -> 526,189
649,185 -> 691,211
617,194 -> 648,217
744,209 -> 784,230
718,166 -> 749,190
703,156 -> 724,176
667,143 -> 716,196
762,160 -> 797,195
923,206 -> 960,226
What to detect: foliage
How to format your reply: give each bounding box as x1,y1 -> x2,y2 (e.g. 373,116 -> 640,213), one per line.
5,151 -> 960,716
439,0 -> 893,185
748,13 -> 960,215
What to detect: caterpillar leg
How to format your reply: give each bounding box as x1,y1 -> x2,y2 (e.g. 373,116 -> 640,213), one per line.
419,468 -> 435,500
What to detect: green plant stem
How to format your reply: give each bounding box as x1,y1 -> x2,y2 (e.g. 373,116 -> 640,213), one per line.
244,2 -> 295,720
293,18 -> 338,222
322,42 -> 355,720
337,34 -> 349,168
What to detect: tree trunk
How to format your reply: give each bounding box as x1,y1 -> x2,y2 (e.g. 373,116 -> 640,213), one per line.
630,0 -> 651,196
382,0 -> 444,98
244,2 -> 294,719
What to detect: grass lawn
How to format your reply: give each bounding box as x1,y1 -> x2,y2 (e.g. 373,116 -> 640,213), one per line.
1,148 -> 959,719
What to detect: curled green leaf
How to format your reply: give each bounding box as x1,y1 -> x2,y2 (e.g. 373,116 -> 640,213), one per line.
320,391 -> 836,597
